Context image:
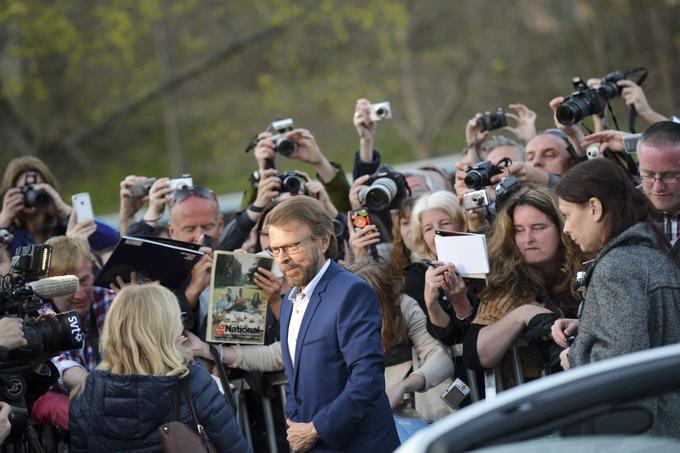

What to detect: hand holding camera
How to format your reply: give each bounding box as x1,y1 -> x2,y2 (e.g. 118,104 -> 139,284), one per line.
424,262 -> 467,310
253,169 -> 281,211
503,103 -> 537,144
465,113 -> 490,152
119,175 -> 150,221
551,318 -> 579,349
143,178 -> 174,222
0,189 -> 24,229
353,98 -> 376,143
253,131 -> 277,172
0,317 -> 27,351
304,179 -> 337,218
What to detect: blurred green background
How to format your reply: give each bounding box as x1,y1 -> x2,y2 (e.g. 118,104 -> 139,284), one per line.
1,0 -> 679,213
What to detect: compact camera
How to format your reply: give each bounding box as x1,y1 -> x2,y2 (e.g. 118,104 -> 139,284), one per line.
369,102 -> 392,122
357,165 -> 409,211
168,175 -> 193,192
477,108 -> 507,132
130,177 -> 157,197
269,118 -> 297,157
623,133 -> 642,154
20,172 -> 49,209
586,143 -> 601,159
464,159 -> 511,190
440,378 -> 471,409
462,190 -> 489,211
276,171 -> 307,194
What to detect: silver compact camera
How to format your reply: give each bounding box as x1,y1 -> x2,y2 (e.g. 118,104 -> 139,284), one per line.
270,118 -> 297,157
168,174 -> 193,191
586,143 -> 601,159
441,378 -> 471,409
369,102 -> 392,122
462,190 -> 489,210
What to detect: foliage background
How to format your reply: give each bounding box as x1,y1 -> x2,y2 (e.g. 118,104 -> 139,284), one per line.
1,0 -> 679,212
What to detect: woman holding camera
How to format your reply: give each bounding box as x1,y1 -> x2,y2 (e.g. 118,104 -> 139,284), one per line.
69,284 -> 249,452
0,156 -> 117,255
462,186 -> 583,385
553,158 -> 680,435
405,191 -> 480,345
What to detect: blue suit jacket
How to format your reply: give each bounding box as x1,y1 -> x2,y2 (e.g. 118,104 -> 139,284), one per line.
280,261 -> 400,452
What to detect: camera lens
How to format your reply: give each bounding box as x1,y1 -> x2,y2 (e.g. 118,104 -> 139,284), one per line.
9,311 -> 83,361
277,139 -> 297,157
464,171 -> 486,190
282,175 -> 301,193
365,177 -> 397,211
24,188 -> 50,209
556,97 -> 587,126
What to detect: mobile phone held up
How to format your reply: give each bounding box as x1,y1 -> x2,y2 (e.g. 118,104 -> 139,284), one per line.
71,192 -> 94,223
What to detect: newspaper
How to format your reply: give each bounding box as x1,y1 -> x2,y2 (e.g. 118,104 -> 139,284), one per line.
206,251 -> 273,344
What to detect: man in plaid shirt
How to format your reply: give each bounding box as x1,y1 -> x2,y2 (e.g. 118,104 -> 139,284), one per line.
32,236 -> 116,430
637,121 -> 680,245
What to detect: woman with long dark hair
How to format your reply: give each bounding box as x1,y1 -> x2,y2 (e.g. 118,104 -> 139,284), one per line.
553,158 -> 680,436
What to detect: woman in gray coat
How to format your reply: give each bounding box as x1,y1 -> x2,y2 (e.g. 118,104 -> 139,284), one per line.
553,158 -> 680,436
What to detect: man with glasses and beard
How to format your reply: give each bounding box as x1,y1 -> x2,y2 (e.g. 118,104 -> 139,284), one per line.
265,196 -> 399,453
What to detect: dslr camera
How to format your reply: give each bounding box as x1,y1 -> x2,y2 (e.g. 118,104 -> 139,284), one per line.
20,172 -> 50,209
464,158 -> 512,190
369,102 -> 392,122
476,108 -> 507,132
276,171 -> 308,194
556,71 -> 626,126
357,165 -> 409,211
269,118 -> 297,157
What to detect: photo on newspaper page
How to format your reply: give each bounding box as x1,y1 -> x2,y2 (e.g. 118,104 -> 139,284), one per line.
207,251 -> 273,344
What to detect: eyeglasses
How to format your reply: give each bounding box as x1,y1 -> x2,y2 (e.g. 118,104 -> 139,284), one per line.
171,186 -> 216,204
265,237 -> 313,257
640,174 -> 680,185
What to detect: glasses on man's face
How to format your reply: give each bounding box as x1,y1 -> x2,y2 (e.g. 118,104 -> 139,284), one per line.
265,237 -> 313,257
640,173 -> 680,186
171,186 -> 216,204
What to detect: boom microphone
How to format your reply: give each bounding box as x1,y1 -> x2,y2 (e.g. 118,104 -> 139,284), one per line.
27,275 -> 80,299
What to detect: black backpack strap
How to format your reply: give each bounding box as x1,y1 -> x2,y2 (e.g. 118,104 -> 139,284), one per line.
180,377 -> 212,450
209,345 -> 238,413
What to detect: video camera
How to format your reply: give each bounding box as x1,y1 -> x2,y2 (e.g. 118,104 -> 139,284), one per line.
20,172 -> 50,210
357,165 -> 409,211
464,158 -> 512,190
556,68 -> 648,127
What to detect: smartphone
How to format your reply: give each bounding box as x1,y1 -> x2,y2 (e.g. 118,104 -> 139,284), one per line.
349,209 -> 373,231
441,378 -> 471,409
71,192 -> 94,223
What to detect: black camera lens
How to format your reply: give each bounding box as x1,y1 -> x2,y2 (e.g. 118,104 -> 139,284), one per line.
282,175 -> 301,193
23,187 -> 50,209
8,311 -> 83,361
277,139 -> 297,157
463,171 -> 486,190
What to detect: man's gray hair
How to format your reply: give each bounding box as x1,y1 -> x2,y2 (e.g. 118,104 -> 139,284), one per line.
639,121 -> 680,154
483,135 -> 525,160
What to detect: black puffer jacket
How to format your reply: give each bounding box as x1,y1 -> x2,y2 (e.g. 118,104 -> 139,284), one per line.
70,362 -> 250,453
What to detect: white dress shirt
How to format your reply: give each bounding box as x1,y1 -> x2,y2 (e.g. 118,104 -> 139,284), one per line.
287,259 -> 331,366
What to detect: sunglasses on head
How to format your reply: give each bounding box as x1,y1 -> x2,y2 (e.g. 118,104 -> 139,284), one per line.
170,186 -> 216,204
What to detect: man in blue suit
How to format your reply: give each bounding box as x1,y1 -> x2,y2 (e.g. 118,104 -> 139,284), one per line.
266,196 -> 400,452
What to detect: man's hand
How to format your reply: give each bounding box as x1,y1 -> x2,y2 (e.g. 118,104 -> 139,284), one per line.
66,210 -> 97,242
0,188 -> 24,228
618,79 -> 668,124
490,162 -> 549,186
560,347 -> 571,370
252,169 -> 281,211
254,131 -> 276,173
551,318 -> 579,348
503,103 -> 537,144
354,98 -> 376,162
181,330 -> 211,359
0,317 -> 27,350
253,267 -> 284,319
143,178 -> 173,222
184,247 -> 213,308
119,175 -> 149,227
349,175 -> 370,210
286,420 -> 319,453
580,130 -> 626,155
465,113 -> 489,148
0,402 -> 12,444
286,129 -> 338,183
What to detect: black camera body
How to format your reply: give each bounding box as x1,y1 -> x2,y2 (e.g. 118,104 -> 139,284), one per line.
476,108 -> 507,132
19,172 -> 49,209
494,175 -> 521,208
357,165 -> 409,211
276,171 -> 308,194
464,160 -> 506,190
556,71 -> 626,126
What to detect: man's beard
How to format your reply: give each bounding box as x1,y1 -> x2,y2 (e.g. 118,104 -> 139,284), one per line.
281,252 -> 322,288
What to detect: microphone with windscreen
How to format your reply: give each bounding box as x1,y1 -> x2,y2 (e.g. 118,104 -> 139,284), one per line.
27,275 -> 79,299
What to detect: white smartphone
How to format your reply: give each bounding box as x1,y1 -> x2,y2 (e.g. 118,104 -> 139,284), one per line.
71,192 -> 94,223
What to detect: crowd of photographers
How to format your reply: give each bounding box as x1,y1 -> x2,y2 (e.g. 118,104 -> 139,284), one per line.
0,68 -> 679,451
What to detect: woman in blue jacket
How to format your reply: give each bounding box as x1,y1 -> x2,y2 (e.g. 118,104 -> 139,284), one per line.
70,284 -> 250,453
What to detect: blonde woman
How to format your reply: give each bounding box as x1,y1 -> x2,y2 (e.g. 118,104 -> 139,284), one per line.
69,284 -> 249,453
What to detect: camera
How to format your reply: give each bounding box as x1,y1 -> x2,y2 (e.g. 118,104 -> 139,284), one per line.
269,118 -> 297,157
476,107 -> 507,132
168,174 -> 193,192
276,171 -> 308,194
0,228 -> 11,245
556,71 -> 626,126
369,102 -> 392,122
464,159 -> 511,190
130,177 -> 157,197
6,311 -> 83,362
462,190 -> 489,211
623,133 -> 642,154
494,175 -> 521,208
19,172 -> 49,209
586,143 -> 601,160
357,165 -> 409,211
440,378 -> 471,409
